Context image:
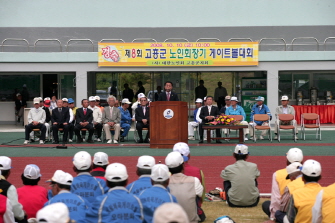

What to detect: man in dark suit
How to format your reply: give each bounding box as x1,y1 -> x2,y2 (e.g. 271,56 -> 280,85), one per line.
157,81 -> 179,101
51,99 -> 70,144
74,99 -> 94,143
199,96 -> 222,143
135,97 -> 150,143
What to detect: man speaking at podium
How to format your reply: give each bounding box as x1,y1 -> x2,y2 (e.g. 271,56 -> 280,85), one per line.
157,81 -> 179,101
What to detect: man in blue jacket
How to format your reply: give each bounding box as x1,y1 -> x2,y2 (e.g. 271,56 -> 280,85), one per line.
139,164 -> 177,223
249,96 -> 272,140
86,163 -> 144,223
118,98 -> 133,142
45,170 -> 87,223
70,151 -> 109,205
126,156 -> 155,196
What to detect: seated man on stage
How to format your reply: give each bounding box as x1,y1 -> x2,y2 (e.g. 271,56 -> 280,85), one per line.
24,97 -> 46,145
51,99 -> 70,144
188,98 -> 203,140
88,96 -> 103,142
102,95 -> 121,144
67,98 -> 77,143
249,96 -> 272,140
135,97 -> 150,143
198,96 -> 222,143
157,81 -> 179,101
74,99 -> 94,143
225,96 -> 250,141
119,98 -> 133,142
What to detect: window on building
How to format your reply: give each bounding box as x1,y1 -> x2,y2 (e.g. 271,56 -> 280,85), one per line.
313,73 -> 335,98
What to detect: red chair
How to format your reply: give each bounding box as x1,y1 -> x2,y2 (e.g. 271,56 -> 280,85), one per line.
252,114 -> 272,142
277,114 -> 297,142
300,113 -> 321,140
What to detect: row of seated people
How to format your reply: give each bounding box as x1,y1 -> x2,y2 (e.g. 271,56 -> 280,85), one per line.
23,94 -> 150,145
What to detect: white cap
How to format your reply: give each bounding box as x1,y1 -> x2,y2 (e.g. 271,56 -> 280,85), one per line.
62,98 -> 68,102
225,96 -> 231,100
95,96 -> 100,101
301,159 -> 322,177
234,144 -> 249,155
173,142 -> 190,157
281,95 -> 289,101
121,98 -> 132,104
36,202 -> 70,223
215,216 -> 235,223
73,151 -> 92,170
286,148 -> 303,163
48,170 -> 73,186
0,156 -> 12,170
255,96 -> 264,101
153,203 -> 189,223
89,96 -> 96,102
44,97 -> 51,101
105,163 -> 128,182
137,156 -> 156,169
286,162 -> 302,179
16,93 -> 21,97
33,98 -> 40,104
93,152 -> 109,166
195,98 -> 203,103
38,97 -> 43,101
165,152 -> 184,168
151,164 -> 170,182
138,93 -> 146,99
230,96 -> 238,102
24,164 -> 42,179
204,97 -> 207,101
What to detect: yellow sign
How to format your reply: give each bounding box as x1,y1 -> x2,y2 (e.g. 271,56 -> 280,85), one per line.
98,42 -> 258,67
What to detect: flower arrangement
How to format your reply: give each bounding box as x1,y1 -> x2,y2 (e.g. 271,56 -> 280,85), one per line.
209,114 -> 239,125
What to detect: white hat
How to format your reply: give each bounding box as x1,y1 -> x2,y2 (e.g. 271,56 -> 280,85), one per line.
93,152 -> 109,166
301,159 -> 322,177
24,164 -> 42,179
151,164 -> 170,182
0,156 -> 12,170
73,151 -> 92,170
33,98 -> 40,104
95,96 -> 100,101
234,144 -> 249,155
214,216 -> 235,223
121,98 -> 132,104
62,98 -> 68,102
16,93 -> 21,97
286,148 -> 303,163
281,96 -> 289,101
225,96 -> 231,100
286,162 -> 302,179
105,163 -> 128,182
89,96 -> 96,102
44,97 -> 51,101
48,170 -> 73,185
38,97 -> 43,102
137,156 -> 155,169
165,152 -> 184,168
173,142 -> 190,157
195,98 -> 203,103
230,96 -> 238,102
36,202 -> 70,223
138,93 -> 145,99
255,96 -> 264,101
153,203 -> 189,223
204,97 -> 207,101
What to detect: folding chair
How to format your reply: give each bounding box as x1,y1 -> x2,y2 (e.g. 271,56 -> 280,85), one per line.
300,113 -> 321,140
134,124 -> 149,143
102,127 -> 115,142
277,114 -> 297,142
252,114 -> 272,142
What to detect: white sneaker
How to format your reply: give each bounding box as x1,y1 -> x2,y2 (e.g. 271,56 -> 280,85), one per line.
274,135 -> 278,139
83,138 -> 86,142
188,136 -> 195,140
96,138 -> 102,142
113,140 -> 118,144
107,139 -> 112,144
69,139 -> 73,143
259,135 -> 264,140
23,140 -> 29,145
249,136 -> 254,140
295,135 -> 298,140
39,140 -> 44,144
244,137 -> 248,141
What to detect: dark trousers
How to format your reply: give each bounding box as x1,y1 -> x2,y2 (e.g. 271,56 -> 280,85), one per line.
275,210 -> 286,223
25,123 -> 46,140
52,124 -> 69,142
223,180 -> 260,207
199,123 -> 221,139
136,122 -> 149,140
262,200 -> 271,217
217,96 -> 226,110
74,123 -> 94,140
68,122 -> 74,140
81,123 -> 102,138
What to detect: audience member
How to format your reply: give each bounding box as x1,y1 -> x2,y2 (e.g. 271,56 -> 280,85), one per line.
102,96 -> 121,144
153,203 -> 189,223
17,165 -> 47,219
135,97 -> 150,143
50,95 -> 57,110
108,81 -> 118,97
0,190 -> 15,223
219,95 -> 231,114
139,164 -> 177,223
188,98 -> 203,140
86,163 -> 144,222
122,83 -> 134,103
136,81 -> 145,96
45,170 -> 86,223
51,99 -> 70,144
285,159 -> 323,223
157,81 -> 179,101
312,181 -> 335,223
127,155 -> 155,195
132,93 -> 146,115
154,86 -> 162,101
88,96 -> 103,142
249,96 -> 272,140
118,98 -> 133,142
91,152 -> 109,180
62,98 -> 74,125
15,93 -> 27,123
195,80 -> 207,101
220,144 -> 260,207
36,202 -> 70,223
274,96 -> 298,140
94,96 -> 104,112
67,98 -> 77,143
41,97 -> 51,140
74,99 -> 94,143
165,151 -> 203,223
214,81 -> 228,110
23,98 -> 46,145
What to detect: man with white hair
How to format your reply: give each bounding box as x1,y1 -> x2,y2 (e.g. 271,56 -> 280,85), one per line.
102,95 -> 121,144
188,98 -> 203,140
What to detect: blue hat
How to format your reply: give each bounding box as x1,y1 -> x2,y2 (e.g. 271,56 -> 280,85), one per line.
255,96 -> 264,101
68,98 -> 74,103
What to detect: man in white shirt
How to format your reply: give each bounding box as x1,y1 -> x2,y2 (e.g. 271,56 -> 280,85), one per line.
88,96 -> 103,142
24,98 -> 46,145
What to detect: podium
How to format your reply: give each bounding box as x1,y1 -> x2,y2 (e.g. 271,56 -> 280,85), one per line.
150,101 -> 188,148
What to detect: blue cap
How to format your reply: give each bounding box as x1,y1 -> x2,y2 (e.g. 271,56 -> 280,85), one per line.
68,98 -> 74,103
